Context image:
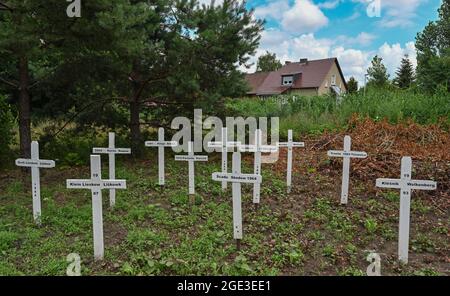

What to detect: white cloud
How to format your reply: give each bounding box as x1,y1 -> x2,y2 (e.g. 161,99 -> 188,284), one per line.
337,32 -> 377,47
318,0 -> 342,9
281,0 -> 329,33
377,42 -> 417,77
353,0 -> 426,28
332,47 -> 371,82
254,0 -> 289,21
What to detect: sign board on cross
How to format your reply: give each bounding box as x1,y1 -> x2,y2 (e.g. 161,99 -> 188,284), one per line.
376,156 -> 437,264
145,128 -> 178,186
174,141 -> 208,196
212,152 -> 261,249
15,141 -> 55,224
277,129 -> 305,193
327,135 -> 367,205
207,127 -> 241,190
66,155 -> 127,260
92,132 -> 131,208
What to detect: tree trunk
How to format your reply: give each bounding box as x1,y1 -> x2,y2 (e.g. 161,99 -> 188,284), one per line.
18,56 -> 31,158
130,83 -> 142,157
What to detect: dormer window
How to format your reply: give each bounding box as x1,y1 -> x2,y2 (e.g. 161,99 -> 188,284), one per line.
282,75 -> 293,86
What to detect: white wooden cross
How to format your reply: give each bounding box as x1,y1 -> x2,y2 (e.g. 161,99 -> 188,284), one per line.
238,129 -> 277,205
207,127 -> 240,191
277,129 -> 305,193
212,152 -> 262,250
327,135 -> 367,205
92,132 -> 131,208
174,141 -> 208,196
376,156 -> 437,264
145,128 -> 178,186
15,141 -> 55,224
66,155 -> 126,260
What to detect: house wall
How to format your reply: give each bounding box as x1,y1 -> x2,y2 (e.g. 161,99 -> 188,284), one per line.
319,62 -> 347,95
288,88 -> 319,97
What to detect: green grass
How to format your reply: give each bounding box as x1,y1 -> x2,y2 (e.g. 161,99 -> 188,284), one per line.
0,152 -> 447,276
226,87 -> 450,138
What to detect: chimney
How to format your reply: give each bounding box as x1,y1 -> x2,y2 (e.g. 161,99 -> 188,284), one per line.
300,58 -> 308,64
285,61 -> 291,65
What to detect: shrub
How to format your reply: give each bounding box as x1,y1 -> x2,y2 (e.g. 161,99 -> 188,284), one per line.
226,88 -> 450,138
0,95 -> 14,168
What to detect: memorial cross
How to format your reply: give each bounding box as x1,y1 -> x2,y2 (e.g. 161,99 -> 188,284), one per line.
277,130 -> 305,193
92,132 -> 131,207
145,128 -> 178,186
174,141 -> 208,196
327,135 -> 367,204
66,155 -> 126,260
15,141 -> 55,224
212,152 -> 262,250
376,156 -> 437,264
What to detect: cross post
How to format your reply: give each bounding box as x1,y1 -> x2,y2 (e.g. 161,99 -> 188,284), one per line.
15,141 -> 55,224
66,155 -> 127,260
207,127 -> 240,190
212,152 -> 262,250
175,141 -> 208,198
277,129 -> 305,193
92,132 -> 131,207
376,156 -> 437,264
145,128 -> 178,186
327,135 -> 367,204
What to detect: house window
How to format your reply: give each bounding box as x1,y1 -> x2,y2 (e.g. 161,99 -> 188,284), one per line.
282,75 -> 293,86
331,74 -> 336,86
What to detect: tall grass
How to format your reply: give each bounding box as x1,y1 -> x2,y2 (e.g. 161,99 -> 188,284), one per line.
226,87 -> 450,138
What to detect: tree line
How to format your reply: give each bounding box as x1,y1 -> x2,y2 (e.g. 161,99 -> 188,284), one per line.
0,0 -> 263,158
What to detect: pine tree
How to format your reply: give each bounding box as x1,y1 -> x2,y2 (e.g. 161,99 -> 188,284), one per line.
367,55 -> 390,87
394,55 -> 415,89
0,0 -> 264,157
347,77 -> 358,93
0,0 -> 128,157
256,51 -> 282,72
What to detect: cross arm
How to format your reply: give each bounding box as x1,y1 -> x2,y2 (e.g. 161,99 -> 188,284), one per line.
278,142 -> 305,148
145,141 -> 178,147
238,144 -> 278,153
212,172 -> 262,184
328,150 -> 368,158
376,178 -> 402,189
66,179 -> 127,189
174,155 -> 208,161
15,159 -> 55,168
406,180 -> 437,190
92,148 -> 131,154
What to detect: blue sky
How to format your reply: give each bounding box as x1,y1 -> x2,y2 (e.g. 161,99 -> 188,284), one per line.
201,0 -> 442,84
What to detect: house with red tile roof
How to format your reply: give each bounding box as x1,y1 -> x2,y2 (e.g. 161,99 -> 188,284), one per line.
245,58 -> 347,97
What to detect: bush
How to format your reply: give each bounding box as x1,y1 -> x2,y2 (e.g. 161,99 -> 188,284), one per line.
0,95 -> 14,168
226,88 -> 450,139
36,124 -> 129,167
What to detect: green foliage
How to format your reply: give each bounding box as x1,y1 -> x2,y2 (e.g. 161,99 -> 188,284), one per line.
367,55 -> 390,87
364,218 -> 378,234
394,55 -> 415,89
347,77 -> 358,94
415,0 -> 450,92
38,126 -> 126,167
0,95 -> 14,167
227,88 -> 450,137
256,51 -> 282,72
